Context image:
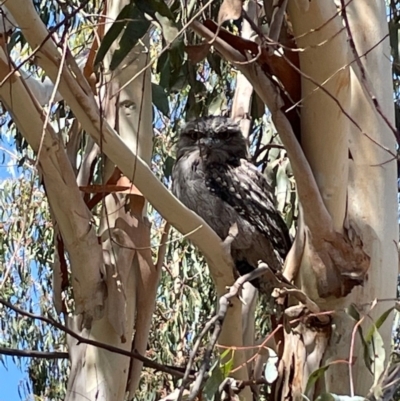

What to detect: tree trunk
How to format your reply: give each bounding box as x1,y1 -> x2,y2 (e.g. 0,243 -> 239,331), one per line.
65,1 -> 157,400
283,0 -> 398,398
191,0 -> 397,399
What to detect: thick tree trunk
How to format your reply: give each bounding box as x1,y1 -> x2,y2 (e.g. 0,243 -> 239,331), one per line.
65,1 -> 156,400
285,0 -> 398,397
191,0 -> 397,399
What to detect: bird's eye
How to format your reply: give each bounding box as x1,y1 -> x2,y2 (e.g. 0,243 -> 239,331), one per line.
187,131 -> 202,141
218,130 -> 231,140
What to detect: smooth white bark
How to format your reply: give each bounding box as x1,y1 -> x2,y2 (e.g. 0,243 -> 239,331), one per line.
288,0 -> 349,232
0,51 -> 105,327
289,0 -> 398,395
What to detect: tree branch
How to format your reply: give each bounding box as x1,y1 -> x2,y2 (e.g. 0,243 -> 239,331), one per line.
0,347 -> 68,359
178,264 -> 274,401
0,298 -> 190,379
6,0 -> 235,298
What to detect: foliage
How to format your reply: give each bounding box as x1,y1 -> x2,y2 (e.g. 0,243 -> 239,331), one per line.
0,167 -> 68,399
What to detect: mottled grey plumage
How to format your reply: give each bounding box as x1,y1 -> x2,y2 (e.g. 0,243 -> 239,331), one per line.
172,116 -> 291,296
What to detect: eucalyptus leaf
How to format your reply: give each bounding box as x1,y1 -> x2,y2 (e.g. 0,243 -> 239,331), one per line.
110,6 -> 150,71
365,308 -> 394,343
94,3 -> 134,67
305,365 -> 330,395
220,350 -> 234,377
203,360 -> 224,401
346,303 -> 360,322
208,92 -> 227,116
152,83 -> 170,117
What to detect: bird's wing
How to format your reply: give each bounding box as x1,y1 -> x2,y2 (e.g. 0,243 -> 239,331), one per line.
206,159 -> 292,259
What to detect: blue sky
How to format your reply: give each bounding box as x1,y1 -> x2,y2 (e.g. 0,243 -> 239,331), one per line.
0,358 -> 26,401
0,137 -> 30,401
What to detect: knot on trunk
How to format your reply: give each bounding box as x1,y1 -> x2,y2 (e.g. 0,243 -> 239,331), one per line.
308,227 -> 370,298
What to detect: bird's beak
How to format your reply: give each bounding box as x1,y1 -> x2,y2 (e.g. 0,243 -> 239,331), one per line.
198,137 -> 213,156
198,137 -> 213,148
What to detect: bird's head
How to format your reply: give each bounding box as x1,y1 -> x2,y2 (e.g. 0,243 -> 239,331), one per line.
176,116 -> 248,164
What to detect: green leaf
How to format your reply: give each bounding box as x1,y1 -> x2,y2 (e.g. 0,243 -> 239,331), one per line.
169,38 -> 185,70
136,0 -> 175,21
220,349 -> 234,377
208,92 -> 227,115
251,92 -> 265,119
157,52 -> 171,89
365,307 -> 394,343
368,324 -> 386,387
203,360 -> 224,401
136,0 -> 179,43
362,308 -> 393,377
346,303 -> 360,321
110,6 -> 150,71
207,53 -> 222,76
305,365 -> 330,395
94,3 -> 133,67
276,163 -> 289,212
152,83 -> 170,117
154,13 -> 179,43
163,156 -> 175,178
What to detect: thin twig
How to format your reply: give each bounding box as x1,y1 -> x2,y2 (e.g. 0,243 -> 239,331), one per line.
286,33 -> 389,112
237,9 -> 396,158
0,1 -> 90,88
279,48 -> 397,158
349,299 -> 378,396
293,0 -> 355,41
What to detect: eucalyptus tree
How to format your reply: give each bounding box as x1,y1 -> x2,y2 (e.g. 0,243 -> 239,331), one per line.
0,1 -> 398,400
